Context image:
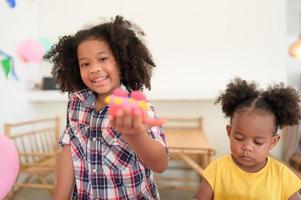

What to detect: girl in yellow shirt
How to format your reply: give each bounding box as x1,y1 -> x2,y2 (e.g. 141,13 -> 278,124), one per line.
196,78 -> 301,200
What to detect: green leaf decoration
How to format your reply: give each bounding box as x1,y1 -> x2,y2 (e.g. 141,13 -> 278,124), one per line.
1,58 -> 11,79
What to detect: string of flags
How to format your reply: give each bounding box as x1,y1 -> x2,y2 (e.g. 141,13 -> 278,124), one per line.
6,0 -> 36,9
0,49 -> 18,80
0,38 -> 52,80
6,0 -> 16,8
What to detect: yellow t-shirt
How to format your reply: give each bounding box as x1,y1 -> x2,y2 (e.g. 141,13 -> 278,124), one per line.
203,154 -> 301,200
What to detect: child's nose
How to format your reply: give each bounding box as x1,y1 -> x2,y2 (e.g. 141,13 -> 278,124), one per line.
241,141 -> 253,151
90,62 -> 102,74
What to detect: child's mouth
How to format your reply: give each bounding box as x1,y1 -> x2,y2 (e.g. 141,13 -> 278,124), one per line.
240,155 -> 253,161
92,76 -> 108,83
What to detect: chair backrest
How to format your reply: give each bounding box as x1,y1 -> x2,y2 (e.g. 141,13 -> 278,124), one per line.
4,116 -> 60,168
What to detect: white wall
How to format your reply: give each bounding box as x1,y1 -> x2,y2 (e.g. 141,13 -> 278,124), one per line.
0,0 -> 287,158
36,0 -> 287,97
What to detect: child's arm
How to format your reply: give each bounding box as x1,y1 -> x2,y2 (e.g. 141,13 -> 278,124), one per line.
110,106 -> 168,173
289,192 -> 300,200
195,179 -> 214,200
53,145 -> 74,200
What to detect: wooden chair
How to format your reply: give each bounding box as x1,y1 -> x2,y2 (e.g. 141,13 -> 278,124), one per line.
156,117 -> 215,191
4,116 -> 60,199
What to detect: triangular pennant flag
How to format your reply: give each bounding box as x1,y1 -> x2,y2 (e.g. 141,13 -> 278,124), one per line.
1,58 -> 12,79
6,0 -> 16,8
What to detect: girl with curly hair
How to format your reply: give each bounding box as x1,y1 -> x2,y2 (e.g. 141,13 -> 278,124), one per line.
44,15 -> 168,200
196,78 -> 301,200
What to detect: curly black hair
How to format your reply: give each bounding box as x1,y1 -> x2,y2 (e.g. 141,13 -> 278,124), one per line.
215,78 -> 301,133
44,15 -> 155,93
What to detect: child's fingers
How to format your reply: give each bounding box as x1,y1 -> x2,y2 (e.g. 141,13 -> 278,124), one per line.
145,118 -> 166,128
122,107 -> 133,129
110,106 -> 165,136
132,108 -> 143,131
114,109 -> 124,128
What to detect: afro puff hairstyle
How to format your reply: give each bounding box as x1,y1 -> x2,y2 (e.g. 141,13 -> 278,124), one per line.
215,77 -> 301,133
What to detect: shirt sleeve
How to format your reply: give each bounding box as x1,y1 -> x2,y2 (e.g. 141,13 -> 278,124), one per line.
283,165 -> 301,199
59,96 -> 72,146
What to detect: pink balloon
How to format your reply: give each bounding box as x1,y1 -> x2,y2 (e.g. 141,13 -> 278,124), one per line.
18,39 -> 45,62
0,134 -> 20,199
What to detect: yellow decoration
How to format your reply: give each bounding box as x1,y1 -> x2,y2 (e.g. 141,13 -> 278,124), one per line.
113,97 -> 123,105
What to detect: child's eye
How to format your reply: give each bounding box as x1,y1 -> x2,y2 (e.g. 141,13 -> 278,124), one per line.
80,63 -> 89,68
254,141 -> 263,145
99,57 -> 108,62
234,137 -> 243,141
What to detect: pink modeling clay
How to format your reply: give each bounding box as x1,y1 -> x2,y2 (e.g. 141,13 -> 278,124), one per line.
105,88 -> 150,122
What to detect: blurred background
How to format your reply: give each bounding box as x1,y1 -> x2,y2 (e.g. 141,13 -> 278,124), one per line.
1,0 -> 301,199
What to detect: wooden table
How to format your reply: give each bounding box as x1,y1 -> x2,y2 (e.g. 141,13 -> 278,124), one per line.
164,127 -> 216,176
155,117 -> 215,190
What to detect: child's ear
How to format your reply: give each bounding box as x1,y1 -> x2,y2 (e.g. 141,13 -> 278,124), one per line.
270,134 -> 281,150
226,125 -> 232,137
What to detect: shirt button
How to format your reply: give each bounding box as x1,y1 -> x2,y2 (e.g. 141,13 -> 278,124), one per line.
92,168 -> 97,173
92,137 -> 96,141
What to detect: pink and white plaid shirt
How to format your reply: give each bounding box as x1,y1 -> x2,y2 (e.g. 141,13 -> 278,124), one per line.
60,89 -> 167,200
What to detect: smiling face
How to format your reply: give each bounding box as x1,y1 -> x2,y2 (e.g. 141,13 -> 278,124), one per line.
227,110 -> 280,173
77,38 -> 120,100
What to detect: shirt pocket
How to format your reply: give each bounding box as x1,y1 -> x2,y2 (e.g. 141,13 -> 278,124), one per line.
102,129 -> 137,171
69,121 -> 89,161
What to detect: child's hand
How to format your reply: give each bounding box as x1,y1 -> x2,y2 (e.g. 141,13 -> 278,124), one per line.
106,88 -> 165,136
110,106 -> 165,137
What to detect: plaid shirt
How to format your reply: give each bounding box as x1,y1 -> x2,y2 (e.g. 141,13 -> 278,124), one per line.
60,89 -> 167,200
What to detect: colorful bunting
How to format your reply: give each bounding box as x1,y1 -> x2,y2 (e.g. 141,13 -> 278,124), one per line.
0,49 -> 18,80
1,58 -> 11,79
10,58 -> 18,80
6,0 -> 16,8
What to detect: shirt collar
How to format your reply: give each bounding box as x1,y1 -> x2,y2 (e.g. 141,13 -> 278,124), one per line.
73,88 -> 95,108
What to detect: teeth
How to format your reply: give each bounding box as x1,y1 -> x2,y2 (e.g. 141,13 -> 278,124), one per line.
93,76 -> 107,82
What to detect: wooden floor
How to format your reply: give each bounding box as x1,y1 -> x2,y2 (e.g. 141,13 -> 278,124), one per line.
12,161 -> 199,200
13,188 -> 195,200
